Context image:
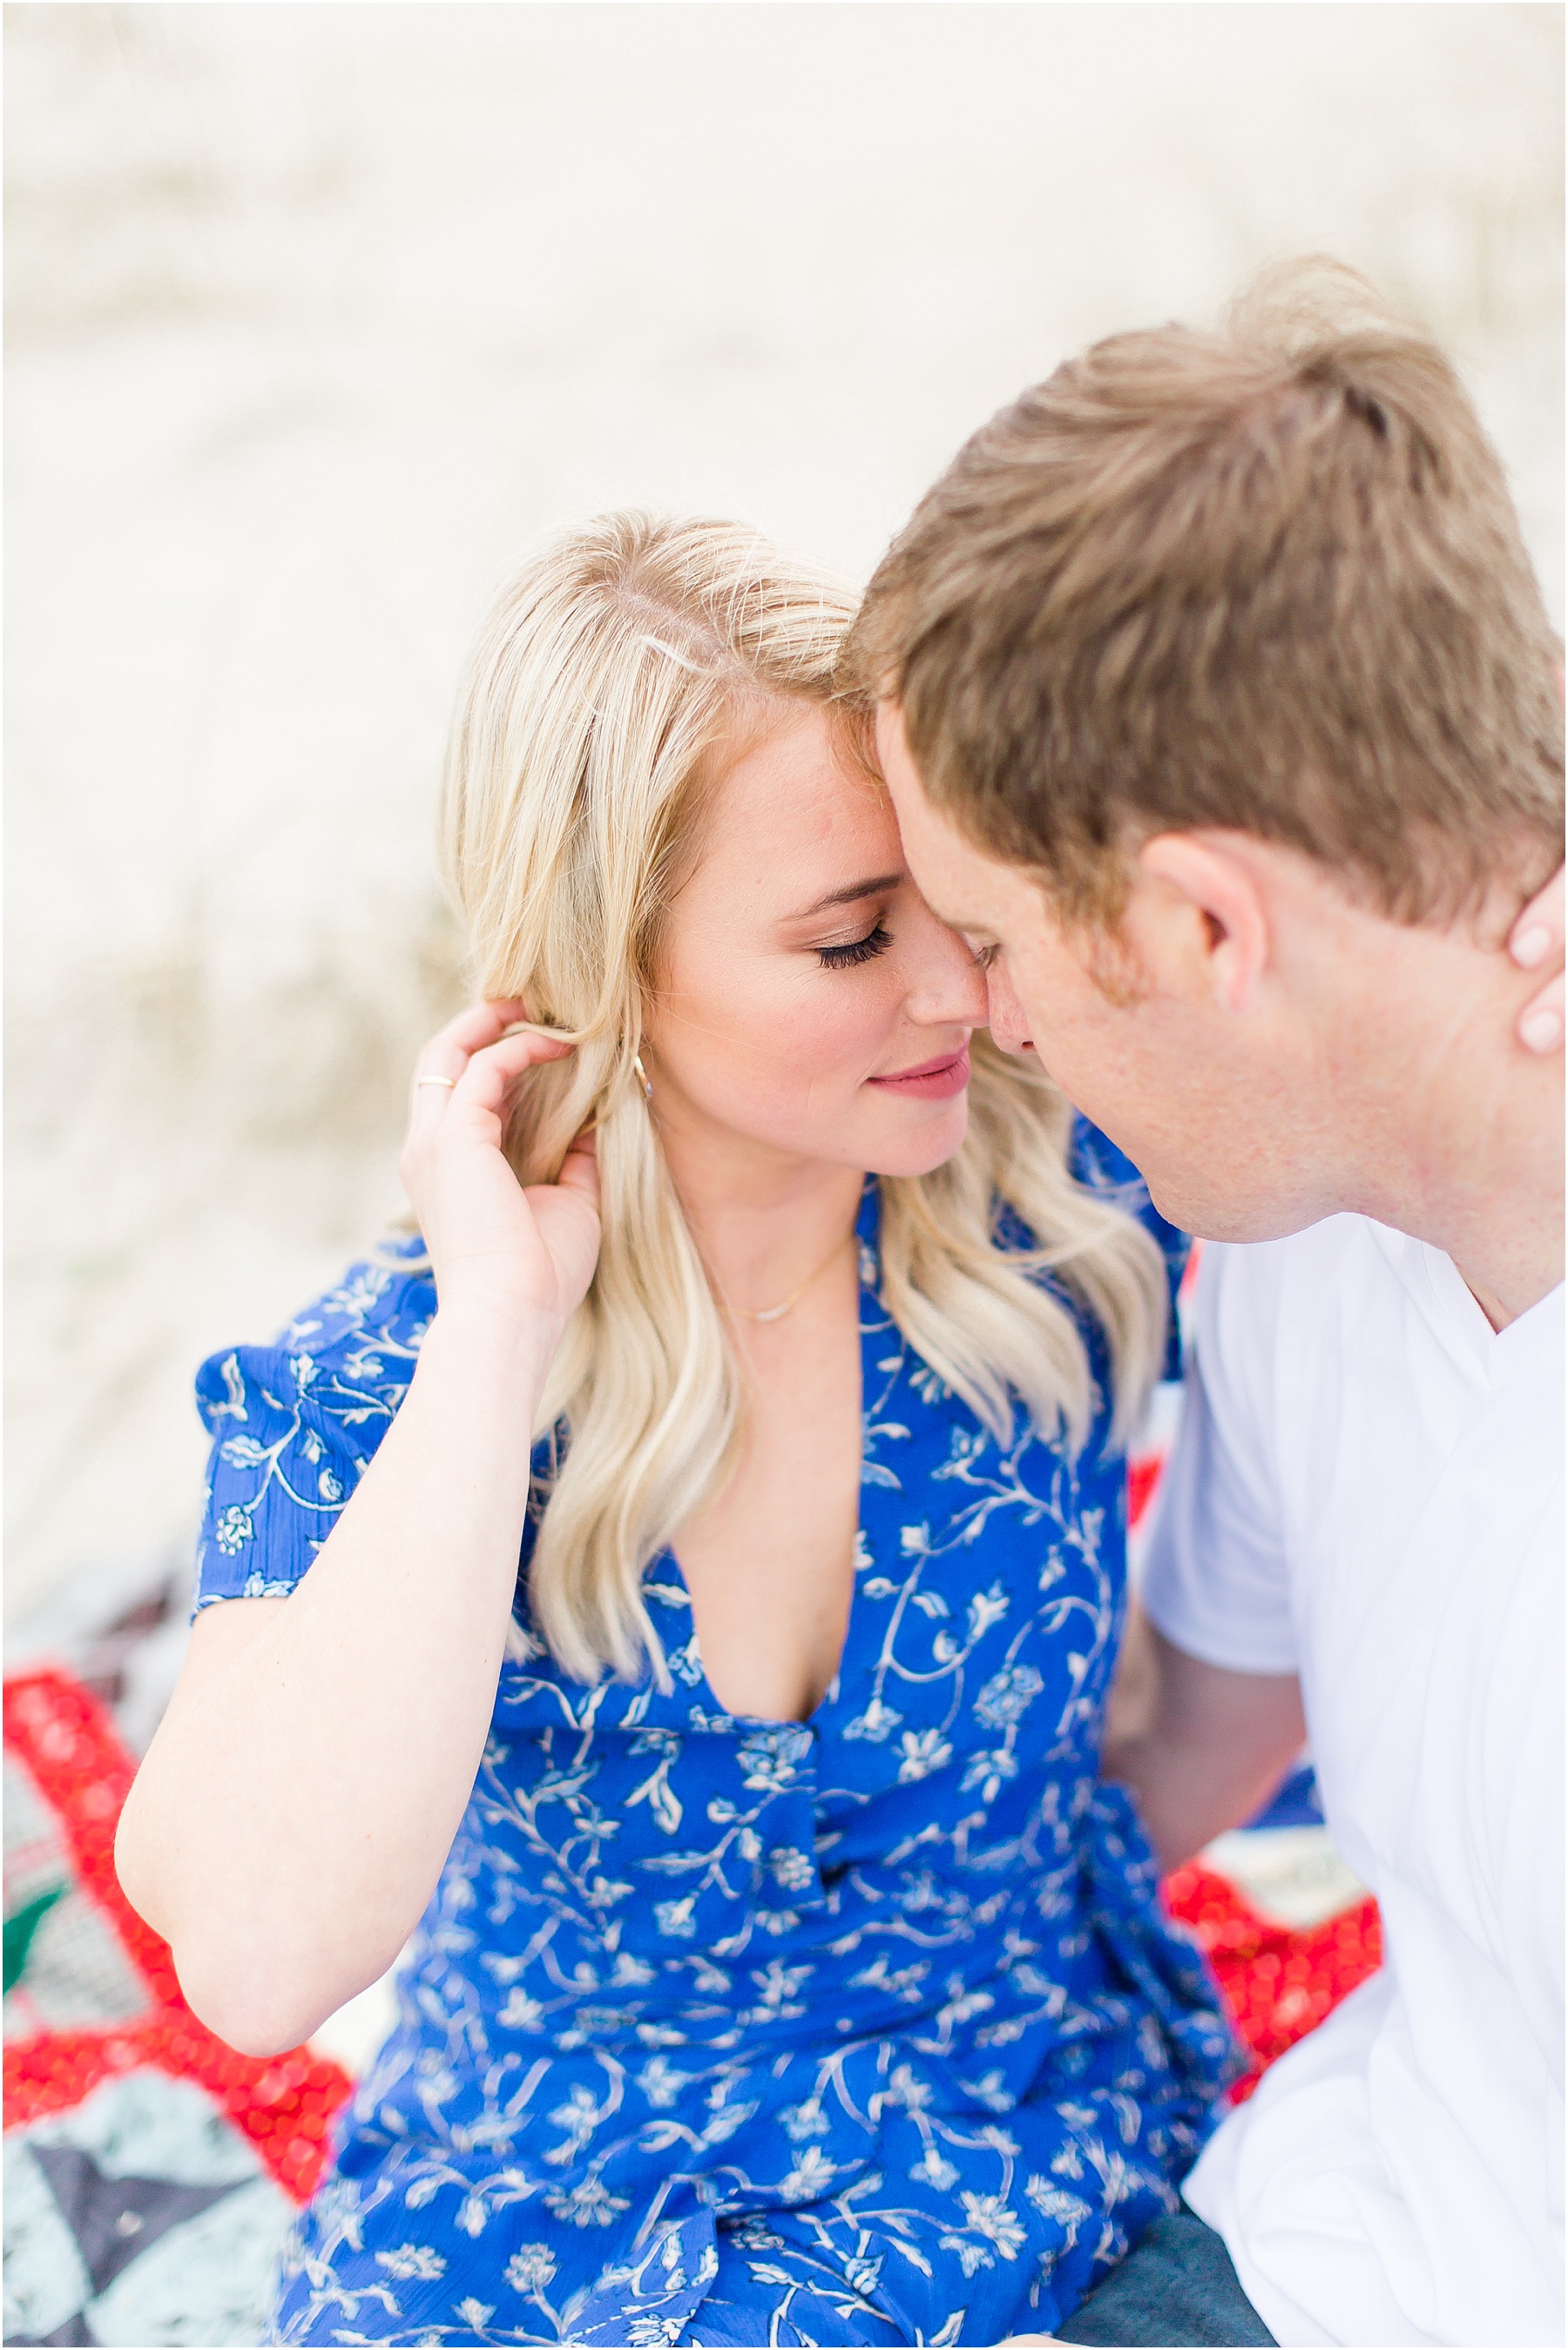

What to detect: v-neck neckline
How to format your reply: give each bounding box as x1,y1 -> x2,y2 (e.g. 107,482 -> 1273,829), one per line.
1410,1226 -> 1565,1385
658,1182 -> 883,1736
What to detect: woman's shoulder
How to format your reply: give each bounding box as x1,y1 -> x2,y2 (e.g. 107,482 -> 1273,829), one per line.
191,1240 -> 436,1611
271,1236 -> 436,1366
195,1241 -> 435,1427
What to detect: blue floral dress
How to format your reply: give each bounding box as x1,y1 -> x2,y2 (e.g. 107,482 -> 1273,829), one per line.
192,1126 -> 1238,2348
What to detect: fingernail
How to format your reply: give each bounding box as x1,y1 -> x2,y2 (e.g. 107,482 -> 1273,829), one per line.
1512,924 -> 1552,968
1519,1009 -> 1562,1053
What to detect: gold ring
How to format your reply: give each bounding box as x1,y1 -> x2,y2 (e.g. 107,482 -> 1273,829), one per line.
416,1075 -> 458,1089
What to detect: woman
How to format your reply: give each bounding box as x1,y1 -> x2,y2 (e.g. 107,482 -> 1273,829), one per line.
117,515 -> 1238,2347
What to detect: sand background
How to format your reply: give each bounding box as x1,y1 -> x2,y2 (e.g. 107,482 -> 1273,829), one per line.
7,1 -> 1564,1622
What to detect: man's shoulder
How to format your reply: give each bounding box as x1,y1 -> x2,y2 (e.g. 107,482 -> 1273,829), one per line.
1195,1216 -> 1428,1426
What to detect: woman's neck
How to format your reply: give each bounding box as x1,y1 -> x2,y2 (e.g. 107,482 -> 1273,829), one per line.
652,1100 -> 867,1321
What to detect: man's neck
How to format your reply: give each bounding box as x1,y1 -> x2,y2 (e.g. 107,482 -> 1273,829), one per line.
1323,908 -> 1564,1328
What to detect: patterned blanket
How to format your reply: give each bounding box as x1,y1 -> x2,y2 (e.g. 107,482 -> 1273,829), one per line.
3,1666 -> 1381,2347
3,1672 -> 349,2347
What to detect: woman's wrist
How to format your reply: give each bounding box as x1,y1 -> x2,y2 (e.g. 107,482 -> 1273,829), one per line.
417,1284 -> 564,1396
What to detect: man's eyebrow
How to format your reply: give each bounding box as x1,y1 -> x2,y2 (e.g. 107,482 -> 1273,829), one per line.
785,871 -> 905,922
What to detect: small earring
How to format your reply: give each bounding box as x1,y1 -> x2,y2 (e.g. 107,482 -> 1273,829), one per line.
632,1053 -> 652,1100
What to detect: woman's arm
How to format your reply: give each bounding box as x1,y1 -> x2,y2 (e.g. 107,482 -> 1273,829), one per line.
115,1003 -> 599,2056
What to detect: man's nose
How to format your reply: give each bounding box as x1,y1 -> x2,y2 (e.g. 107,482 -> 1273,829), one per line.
986,961 -> 1032,1053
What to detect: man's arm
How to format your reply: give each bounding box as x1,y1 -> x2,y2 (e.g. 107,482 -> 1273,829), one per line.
1102,1596 -> 1307,1875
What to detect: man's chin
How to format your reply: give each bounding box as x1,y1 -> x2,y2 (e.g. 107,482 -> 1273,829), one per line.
1142,1163 -> 1328,1248
1165,1191 -> 1331,1248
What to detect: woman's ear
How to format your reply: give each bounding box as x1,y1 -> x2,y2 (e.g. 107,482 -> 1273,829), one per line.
1129,834 -> 1270,1014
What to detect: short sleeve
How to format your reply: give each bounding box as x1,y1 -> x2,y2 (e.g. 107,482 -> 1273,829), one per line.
1140,1240 -> 1299,1674
192,1247 -> 436,1612
1068,1116 -> 1190,1381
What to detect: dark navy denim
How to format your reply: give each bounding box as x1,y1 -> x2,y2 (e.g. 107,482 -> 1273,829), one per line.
1057,2209 -> 1277,2347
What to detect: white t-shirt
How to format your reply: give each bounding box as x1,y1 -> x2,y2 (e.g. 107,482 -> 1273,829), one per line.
1143,1216 -> 1564,2350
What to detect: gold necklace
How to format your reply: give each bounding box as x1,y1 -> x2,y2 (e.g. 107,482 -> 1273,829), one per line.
719,1232 -> 855,1324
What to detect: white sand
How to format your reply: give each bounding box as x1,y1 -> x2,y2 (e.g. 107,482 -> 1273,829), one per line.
7,4 -> 1563,1617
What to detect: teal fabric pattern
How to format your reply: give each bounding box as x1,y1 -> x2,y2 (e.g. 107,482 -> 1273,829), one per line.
192,1127 -> 1238,2347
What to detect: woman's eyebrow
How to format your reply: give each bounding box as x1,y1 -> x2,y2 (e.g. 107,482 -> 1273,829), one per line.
786,871 -> 905,922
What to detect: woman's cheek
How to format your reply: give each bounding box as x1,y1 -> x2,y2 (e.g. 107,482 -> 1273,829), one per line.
667,957 -> 897,1114
781,983 -> 892,1086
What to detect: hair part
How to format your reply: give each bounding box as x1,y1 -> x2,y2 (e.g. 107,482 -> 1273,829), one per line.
848,255 -> 1565,931
439,511 -> 1170,1686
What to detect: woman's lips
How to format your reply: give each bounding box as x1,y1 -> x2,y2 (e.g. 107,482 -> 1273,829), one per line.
866,1046 -> 970,1101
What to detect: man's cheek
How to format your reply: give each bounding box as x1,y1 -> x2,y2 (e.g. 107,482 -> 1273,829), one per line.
1010,963 -> 1078,1057
1013,989 -> 1123,1116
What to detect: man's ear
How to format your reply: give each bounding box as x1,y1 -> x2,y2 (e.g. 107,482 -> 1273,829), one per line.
1130,835 -> 1269,1013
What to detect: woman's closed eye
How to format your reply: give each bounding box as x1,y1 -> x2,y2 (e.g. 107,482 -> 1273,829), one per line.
816,922 -> 893,971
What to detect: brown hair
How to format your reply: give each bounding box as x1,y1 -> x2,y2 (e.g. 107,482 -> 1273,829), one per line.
849,257 -> 1564,926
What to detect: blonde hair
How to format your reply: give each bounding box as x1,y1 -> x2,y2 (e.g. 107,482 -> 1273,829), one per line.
439,511 -> 1169,1686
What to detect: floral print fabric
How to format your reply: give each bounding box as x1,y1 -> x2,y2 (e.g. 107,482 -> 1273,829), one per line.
192,1128 -> 1238,2346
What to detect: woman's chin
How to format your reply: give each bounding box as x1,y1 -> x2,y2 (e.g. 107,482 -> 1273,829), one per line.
865,1094 -> 970,1178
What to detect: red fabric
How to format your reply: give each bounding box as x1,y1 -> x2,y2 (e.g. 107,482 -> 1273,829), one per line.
5,1669 -> 1385,2205
1127,1455 -> 1164,1528
1164,1860 -> 1383,2102
3,1670 -> 351,2201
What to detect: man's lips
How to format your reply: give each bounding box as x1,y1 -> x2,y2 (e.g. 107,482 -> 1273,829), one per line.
866,1046 -> 970,1101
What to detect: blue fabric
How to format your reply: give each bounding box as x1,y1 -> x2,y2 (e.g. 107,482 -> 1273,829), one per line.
193,1123 -> 1240,2347
1242,1763 -> 1322,1833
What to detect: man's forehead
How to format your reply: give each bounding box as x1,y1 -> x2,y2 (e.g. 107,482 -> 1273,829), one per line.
887,786 -> 1016,918
875,698 -> 1051,929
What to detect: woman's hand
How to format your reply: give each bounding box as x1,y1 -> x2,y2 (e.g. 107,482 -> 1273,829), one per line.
119,999 -> 604,2053
1511,866 -> 1565,1053
400,999 -> 601,1331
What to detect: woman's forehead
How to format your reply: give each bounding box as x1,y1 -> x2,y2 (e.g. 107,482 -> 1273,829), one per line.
697,705 -> 898,908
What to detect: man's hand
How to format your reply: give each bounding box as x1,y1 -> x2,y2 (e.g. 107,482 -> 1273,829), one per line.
1511,866 -> 1564,1053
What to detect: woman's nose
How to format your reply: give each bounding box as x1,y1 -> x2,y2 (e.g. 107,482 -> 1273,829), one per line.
906,931 -> 990,1027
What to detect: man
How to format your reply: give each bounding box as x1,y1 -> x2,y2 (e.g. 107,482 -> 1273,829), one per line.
851,261 -> 1564,2348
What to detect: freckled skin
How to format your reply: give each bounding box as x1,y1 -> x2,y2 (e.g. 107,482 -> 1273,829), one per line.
645,705 -> 987,1183
878,703 -> 1562,1308
643,705 -> 991,1724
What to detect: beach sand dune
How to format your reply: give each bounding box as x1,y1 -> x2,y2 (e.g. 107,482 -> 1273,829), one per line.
6,3 -> 1562,1619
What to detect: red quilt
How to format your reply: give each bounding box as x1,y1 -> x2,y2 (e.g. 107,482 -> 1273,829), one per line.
3,1667 -> 1382,2345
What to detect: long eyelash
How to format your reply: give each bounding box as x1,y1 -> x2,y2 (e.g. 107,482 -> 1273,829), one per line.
817,923 -> 892,970
973,942 -> 1000,971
